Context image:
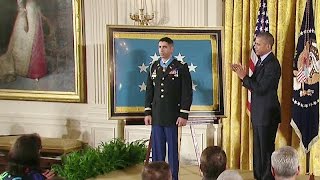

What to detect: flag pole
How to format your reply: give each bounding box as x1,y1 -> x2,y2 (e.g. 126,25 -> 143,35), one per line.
306,151 -> 310,174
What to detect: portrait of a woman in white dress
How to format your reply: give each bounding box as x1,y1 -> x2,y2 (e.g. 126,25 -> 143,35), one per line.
0,0 -> 76,93
0,0 -> 47,83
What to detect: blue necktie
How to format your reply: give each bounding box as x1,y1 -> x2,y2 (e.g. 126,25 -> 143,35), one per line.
256,57 -> 262,67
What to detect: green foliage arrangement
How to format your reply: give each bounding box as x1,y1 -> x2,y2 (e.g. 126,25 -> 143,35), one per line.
52,138 -> 148,180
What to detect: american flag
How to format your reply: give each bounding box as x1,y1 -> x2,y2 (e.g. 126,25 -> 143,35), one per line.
247,0 -> 269,113
296,67 -> 308,83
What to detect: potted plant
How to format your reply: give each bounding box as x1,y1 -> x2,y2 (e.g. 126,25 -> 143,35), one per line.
52,138 -> 147,180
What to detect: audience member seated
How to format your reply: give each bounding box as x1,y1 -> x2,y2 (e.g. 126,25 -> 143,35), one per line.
271,146 -> 300,180
217,170 -> 243,180
0,133 -> 55,180
200,146 -> 227,180
141,161 -> 172,180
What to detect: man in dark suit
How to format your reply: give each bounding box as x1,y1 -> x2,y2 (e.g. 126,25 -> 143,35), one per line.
144,37 -> 193,180
231,32 -> 281,180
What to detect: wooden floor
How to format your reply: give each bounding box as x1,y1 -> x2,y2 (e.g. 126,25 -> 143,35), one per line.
91,164 -> 319,180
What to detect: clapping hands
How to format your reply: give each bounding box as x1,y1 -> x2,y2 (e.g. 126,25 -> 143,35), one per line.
231,63 -> 247,80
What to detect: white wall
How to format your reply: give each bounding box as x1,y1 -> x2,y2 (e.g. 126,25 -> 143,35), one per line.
0,0 -> 223,163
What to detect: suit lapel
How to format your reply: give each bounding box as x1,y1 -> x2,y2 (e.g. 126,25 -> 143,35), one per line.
254,64 -> 264,75
260,52 -> 274,66
253,52 -> 274,75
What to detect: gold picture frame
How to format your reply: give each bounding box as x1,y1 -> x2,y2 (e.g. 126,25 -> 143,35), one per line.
0,0 -> 86,102
106,25 -> 224,119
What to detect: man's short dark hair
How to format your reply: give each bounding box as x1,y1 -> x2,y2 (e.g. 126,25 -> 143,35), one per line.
142,161 -> 171,180
159,37 -> 174,45
200,146 -> 227,179
256,32 -> 274,47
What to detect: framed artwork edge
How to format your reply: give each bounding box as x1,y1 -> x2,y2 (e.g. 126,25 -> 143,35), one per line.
106,25 -> 224,120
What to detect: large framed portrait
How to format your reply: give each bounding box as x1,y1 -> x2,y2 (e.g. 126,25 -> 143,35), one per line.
107,25 -> 224,119
0,0 -> 86,102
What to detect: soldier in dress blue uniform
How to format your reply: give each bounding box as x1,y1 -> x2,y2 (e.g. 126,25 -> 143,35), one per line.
144,37 -> 193,180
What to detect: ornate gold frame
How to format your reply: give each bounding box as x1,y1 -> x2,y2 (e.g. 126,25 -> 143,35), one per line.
0,0 -> 86,102
106,25 -> 224,119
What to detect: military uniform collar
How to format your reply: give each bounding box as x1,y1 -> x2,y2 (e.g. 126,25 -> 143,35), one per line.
160,57 -> 174,68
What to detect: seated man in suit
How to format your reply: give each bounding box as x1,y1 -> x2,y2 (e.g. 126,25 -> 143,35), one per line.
271,146 -> 300,180
200,146 -> 227,180
141,161 -> 172,180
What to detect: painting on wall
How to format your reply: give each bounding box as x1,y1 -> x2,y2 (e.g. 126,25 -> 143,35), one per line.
0,0 -> 86,102
106,26 -> 224,119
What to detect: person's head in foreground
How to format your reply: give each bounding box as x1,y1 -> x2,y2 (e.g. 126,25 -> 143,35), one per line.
142,161 -> 172,180
200,146 -> 227,180
271,146 -> 300,180
7,133 -> 42,176
217,170 -> 243,180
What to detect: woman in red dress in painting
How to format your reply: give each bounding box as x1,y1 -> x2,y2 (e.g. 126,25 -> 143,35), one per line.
0,0 -> 47,83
